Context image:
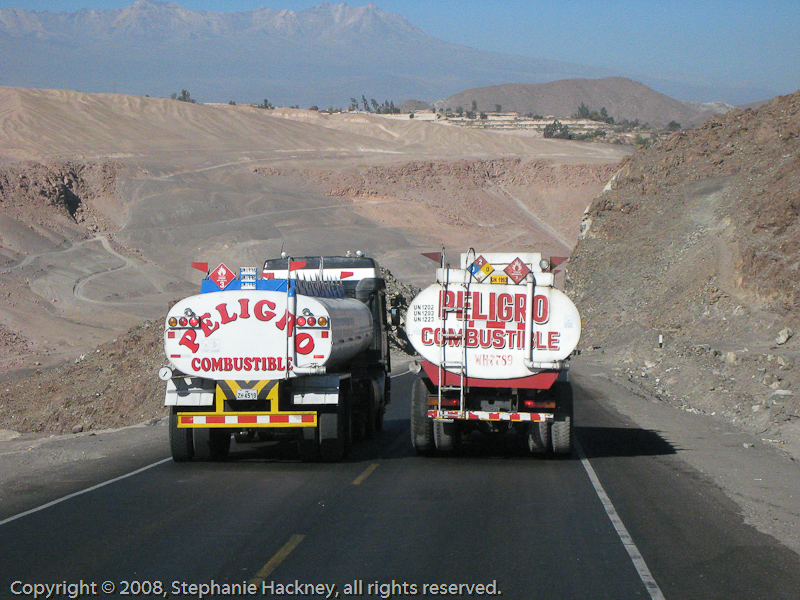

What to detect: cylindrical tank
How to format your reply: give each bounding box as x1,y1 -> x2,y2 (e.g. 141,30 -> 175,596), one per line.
405,280 -> 581,380
164,290 -> 374,380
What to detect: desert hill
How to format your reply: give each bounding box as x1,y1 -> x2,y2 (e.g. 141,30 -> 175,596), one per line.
437,77 -> 733,128
569,91 -> 800,455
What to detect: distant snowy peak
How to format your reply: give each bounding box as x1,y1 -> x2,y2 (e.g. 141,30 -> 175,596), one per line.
0,0 -> 426,41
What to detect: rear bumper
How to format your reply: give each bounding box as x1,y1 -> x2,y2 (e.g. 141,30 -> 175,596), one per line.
428,409 -> 553,422
176,411 -> 317,428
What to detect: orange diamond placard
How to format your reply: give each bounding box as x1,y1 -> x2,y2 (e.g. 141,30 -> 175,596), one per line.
210,262 -> 235,290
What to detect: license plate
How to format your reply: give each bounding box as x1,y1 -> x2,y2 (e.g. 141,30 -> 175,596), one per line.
236,388 -> 258,400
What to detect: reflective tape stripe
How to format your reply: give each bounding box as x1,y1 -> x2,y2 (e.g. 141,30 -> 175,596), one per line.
179,413 -> 316,427
428,410 -> 553,422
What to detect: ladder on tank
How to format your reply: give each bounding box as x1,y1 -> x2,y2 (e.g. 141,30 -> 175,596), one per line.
437,256 -> 472,417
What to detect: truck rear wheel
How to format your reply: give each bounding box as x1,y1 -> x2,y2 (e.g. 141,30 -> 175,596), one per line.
169,407 -> 194,462
298,427 -> 320,462
375,378 -> 387,432
351,380 -> 375,443
433,420 -> 460,453
550,382 -> 574,455
410,377 -> 434,455
528,421 -> 551,454
364,378 -> 380,440
193,428 -> 231,461
319,387 -> 351,462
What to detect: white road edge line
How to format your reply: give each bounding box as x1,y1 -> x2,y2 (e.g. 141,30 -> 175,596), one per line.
575,437 -> 667,600
0,457 -> 173,527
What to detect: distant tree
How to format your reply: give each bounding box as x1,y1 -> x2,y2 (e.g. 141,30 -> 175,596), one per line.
362,95 -> 370,112
494,104 -> 502,113
456,105 -> 464,116
229,100 -> 236,105
576,102 -> 590,118
543,120 -> 573,139
471,99 -> 478,111
617,118 -> 640,132
371,98 -> 379,112
466,110 -> 476,119
409,112 -> 415,119
350,97 -> 358,111
174,89 -> 196,103
309,105 -> 319,111
480,112 -> 488,120
667,120 -> 681,131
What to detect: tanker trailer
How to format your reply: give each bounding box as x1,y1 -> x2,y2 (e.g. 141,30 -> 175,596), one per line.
160,254 -> 391,462
404,251 -> 581,455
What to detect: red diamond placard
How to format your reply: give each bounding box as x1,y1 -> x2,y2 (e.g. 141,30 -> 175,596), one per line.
504,257 -> 531,284
210,262 -> 235,290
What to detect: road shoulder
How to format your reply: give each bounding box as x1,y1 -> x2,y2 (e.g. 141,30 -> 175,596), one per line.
572,355 -> 800,556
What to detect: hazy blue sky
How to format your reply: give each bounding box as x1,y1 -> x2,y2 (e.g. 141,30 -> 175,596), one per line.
2,0 -> 799,102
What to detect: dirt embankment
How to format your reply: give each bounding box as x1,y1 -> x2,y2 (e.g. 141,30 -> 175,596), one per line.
0,160 -> 123,235
0,320 -> 165,435
568,91 -> 800,457
256,158 -> 616,236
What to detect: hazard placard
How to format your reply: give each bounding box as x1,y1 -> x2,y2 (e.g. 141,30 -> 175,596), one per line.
504,257 -> 531,284
210,262 -> 235,290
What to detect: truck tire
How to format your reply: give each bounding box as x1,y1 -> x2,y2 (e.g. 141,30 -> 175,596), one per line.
319,387 -> 351,462
169,407 -> 194,462
298,427 -> 320,462
550,382 -> 574,455
528,421 -> 551,454
319,413 -> 347,462
377,377 -> 389,432
364,379 -> 380,440
193,428 -> 231,461
410,377 -> 434,455
351,380 -> 374,443
433,420 -> 460,453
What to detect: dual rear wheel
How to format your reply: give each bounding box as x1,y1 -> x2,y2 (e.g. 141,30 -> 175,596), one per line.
169,407 -> 231,462
411,377 -> 574,456
527,382 -> 573,455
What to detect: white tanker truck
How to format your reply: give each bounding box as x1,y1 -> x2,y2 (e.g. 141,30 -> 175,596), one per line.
160,254 -> 390,462
405,251 -> 581,455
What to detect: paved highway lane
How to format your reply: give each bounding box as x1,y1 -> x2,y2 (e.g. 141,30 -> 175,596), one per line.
2,370 -> 800,599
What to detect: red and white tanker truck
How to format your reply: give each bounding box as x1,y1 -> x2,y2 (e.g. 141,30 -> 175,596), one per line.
405,251 -> 581,455
160,254 -> 390,462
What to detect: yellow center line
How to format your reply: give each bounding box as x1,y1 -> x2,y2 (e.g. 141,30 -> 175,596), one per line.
352,462 -> 380,485
250,534 -> 305,583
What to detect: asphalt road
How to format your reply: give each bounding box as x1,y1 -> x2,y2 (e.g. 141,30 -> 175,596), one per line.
2,370 -> 800,600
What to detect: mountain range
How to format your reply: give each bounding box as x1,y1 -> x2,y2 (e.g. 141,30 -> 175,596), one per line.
0,0 -> 749,109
